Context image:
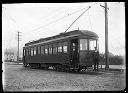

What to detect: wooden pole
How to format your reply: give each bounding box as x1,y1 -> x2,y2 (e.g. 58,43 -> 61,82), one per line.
17,31 -> 19,63
105,2 -> 109,69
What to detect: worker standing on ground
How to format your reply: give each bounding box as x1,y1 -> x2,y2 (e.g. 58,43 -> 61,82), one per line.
93,47 -> 99,71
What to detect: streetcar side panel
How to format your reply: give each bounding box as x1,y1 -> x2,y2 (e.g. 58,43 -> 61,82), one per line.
24,39 -> 70,64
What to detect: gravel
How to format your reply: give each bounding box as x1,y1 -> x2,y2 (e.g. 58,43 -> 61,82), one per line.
3,62 -> 126,91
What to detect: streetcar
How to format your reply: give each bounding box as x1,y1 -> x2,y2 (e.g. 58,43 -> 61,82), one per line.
23,30 -> 99,72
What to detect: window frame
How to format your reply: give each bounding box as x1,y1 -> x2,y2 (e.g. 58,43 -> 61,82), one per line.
33,46 -> 36,56
96,40 -> 99,51
63,41 -> 68,53
31,47 -> 33,56
45,45 -> 48,54
89,39 -> 97,50
79,39 -> 88,51
29,48 -> 31,56
23,49 -> 25,56
58,42 -> 62,53
25,49 -> 27,56
27,48 -> 29,56
53,43 -> 58,54
49,44 -> 53,54
38,46 -> 41,54
41,45 -> 44,54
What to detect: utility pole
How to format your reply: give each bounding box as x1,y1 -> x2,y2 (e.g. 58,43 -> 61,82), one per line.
17,31 -> 22,64
105,2 -> 109,69
100,2 -> 109,69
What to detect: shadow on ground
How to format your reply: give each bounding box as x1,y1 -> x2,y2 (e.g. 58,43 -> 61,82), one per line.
19,66 -> 105,75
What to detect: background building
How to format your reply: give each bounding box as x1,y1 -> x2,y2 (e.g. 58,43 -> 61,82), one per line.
4,51 -> 14,61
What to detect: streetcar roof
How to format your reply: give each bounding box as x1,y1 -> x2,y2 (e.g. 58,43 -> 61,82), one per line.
24,30 -> 98,47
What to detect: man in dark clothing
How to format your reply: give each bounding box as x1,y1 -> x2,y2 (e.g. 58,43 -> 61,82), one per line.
93,47 -> 99,71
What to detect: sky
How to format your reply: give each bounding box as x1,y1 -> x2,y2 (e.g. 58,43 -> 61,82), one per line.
2,2 -> 125,56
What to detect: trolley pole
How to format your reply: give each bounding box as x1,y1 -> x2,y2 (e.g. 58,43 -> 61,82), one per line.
100,2 -> 109,69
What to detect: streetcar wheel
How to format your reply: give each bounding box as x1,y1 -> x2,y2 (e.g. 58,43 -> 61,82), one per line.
23,63 -> 27,67
76,68 -> 81,72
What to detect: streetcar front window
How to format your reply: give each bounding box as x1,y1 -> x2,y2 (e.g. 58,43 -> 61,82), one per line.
89,39 -> 96,50
80,39 -> 88,50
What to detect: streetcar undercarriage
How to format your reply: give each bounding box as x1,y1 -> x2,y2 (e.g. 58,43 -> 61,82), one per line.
24,63 -> 89,72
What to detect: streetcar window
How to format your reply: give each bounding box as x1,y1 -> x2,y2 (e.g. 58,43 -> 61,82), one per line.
49,44 -> 52,54
45,45 -> 48,54
89,39 -> 96,50
29,48 -> 31,56
58,42 -> 62,52
80,39 -> 88,50
38,46 -> 40,54
41,45 -> 44,54
23,49 -> 25,56
26,49 -> 28,56
27,49 -> 29,56
25,49 -> 26,56
31,47 -> 33,56
27,48 -> 29,56
23,49 -> 26,56
72,43 -> 76,51
28,48 -> 29,56
63,41 -> 68,53
53,43 -> 57,54
97,40 -> 99,51
34,47 -> 36,55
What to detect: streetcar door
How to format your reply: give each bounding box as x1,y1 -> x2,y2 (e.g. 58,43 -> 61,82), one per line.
70,39 -> 79,66
23,49 -> 26,65
23,48 -> 27,66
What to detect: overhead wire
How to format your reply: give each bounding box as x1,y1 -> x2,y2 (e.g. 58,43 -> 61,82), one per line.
64,2 -> 98,33
33,7 -> 67,26
88,7 -> 93,31
29,3 -> 98,33
64,6 -> 91,33
25,2 -> 98,42
27,4 -> 85,29
28,5 -> 92,33
24,5 -> 95,42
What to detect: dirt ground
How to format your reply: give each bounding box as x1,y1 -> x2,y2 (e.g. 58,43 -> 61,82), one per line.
2,62 -> 126,91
